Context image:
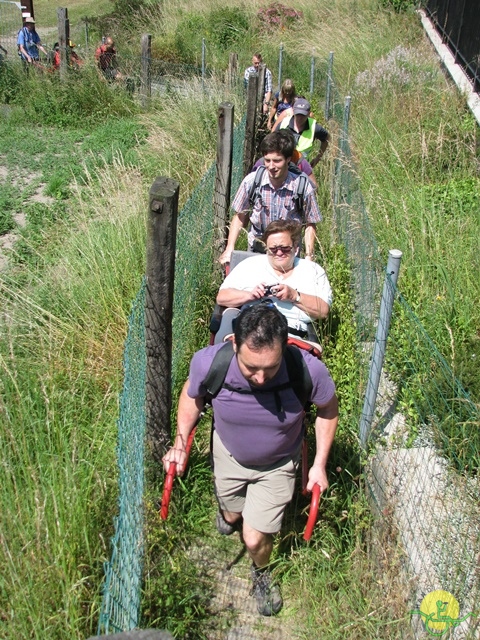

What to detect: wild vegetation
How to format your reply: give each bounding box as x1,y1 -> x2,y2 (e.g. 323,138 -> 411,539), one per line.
0,0 -> 478,637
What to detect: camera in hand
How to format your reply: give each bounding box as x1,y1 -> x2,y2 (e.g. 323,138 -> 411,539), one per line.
264,284 -> 278,296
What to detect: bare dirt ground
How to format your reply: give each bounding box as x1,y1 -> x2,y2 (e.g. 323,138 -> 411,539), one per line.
188,535 -> 300,640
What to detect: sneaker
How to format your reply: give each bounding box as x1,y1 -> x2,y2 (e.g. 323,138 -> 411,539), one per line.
250,564 -> 283,616
215,510 -> 235,535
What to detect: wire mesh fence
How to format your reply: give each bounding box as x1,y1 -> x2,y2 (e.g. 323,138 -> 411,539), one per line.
333,84 -> 480,637
97,281 -> 147,633
97,116 -> 246,635
0,0 -> 22,57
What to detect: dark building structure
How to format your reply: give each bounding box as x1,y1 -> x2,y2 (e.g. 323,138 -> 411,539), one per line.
425,0 -> 480,93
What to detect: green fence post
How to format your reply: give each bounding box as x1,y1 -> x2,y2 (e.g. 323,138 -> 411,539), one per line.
325,51 -> 334,121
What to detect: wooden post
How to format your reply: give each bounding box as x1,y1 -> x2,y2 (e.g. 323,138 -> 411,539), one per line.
140,34 -> 151,109
57,7 -> 69,80
22,0 -> 35,19
145,177 -> 180,464
213,103 -> 234,262
243,73 -> 258,176
227,52 -> 238,89
257,63 -> 267,119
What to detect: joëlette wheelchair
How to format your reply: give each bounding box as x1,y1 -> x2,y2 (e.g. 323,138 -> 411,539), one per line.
160,250 -> 323,541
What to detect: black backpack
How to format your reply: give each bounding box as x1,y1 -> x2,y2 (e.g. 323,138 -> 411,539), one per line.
202,340 -> 313,411
248,164 -> 309,220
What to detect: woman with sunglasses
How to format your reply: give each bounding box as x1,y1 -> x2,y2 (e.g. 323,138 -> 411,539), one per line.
216,219 -> 332,343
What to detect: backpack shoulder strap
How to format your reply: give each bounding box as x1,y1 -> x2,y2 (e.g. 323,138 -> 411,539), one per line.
284,344 -> 313,407
202,341 -> 235,401
248,165 -> 266,208
292,172 -> 308,219
288,161 -> 302,175
201,341 -> 313,408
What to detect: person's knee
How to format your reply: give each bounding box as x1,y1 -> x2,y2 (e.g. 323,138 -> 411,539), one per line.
242,525 -> 270,553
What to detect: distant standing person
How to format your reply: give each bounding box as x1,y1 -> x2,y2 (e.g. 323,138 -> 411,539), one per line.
279,98 -> 329,169
267,79 -> 297,131
95,37 -> 123,81
244,52 -> 272,115
17,17 -> 48,65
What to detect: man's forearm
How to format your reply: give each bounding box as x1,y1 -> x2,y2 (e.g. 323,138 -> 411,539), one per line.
311,139 -> 329,169
304,224 -> 317,257
174,380 -> 204,449
313,396 -> 338,469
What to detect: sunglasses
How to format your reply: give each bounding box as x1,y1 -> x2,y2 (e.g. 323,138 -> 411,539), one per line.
267,245 -> 293,255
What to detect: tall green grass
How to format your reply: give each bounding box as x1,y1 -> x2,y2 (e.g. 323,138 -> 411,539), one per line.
349,41 -> 480,398
0,154 -> 148,638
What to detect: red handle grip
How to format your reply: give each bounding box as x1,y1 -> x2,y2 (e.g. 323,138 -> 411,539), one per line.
303,483 -> 321,541
159,427 -> 197,521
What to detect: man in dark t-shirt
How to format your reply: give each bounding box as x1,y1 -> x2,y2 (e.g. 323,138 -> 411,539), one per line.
163,304 -> 338,617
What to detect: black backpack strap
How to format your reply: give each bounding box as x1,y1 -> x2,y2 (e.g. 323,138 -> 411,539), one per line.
202,341 -> 235,401
248,165 -> 266,208
292,173 -> 308,221
284,344 -> 313,408
201,341 -> 313,408
288,161 -> 302,175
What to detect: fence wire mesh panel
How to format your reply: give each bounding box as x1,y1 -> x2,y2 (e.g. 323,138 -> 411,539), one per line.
332,77 -> 480,637
97,117 -> 246,634
98,281 -> 147,634
0,0 -> 22,56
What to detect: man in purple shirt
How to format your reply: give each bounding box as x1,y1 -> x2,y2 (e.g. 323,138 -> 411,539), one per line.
219,130 -> 321,265
163,305 -> 338,616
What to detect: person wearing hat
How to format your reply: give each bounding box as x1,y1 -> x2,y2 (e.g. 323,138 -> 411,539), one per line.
17,17 -> 48,64
278,97 -> 329,169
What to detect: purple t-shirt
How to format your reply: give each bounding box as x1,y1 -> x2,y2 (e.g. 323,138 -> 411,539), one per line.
187,343 -> 335,466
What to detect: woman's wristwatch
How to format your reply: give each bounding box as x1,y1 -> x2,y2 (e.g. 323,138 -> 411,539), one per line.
295,289 -> 301,303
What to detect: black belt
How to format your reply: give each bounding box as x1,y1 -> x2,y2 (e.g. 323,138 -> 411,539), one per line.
288,326 -> 308,339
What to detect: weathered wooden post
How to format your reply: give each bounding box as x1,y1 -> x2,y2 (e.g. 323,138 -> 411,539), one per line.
257,63 -> 267,120
57,7 -> 69,81
145,177 -> 180,464
140,34 -> 151,109
213,103 -> 234,262
243,73 -> 258,176
277,43 -> 284,93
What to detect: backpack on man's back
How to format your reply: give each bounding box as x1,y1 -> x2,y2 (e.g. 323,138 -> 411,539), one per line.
247,163 -> 308,219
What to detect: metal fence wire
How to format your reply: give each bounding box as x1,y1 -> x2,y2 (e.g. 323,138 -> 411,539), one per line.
97,116 -> 246,635
97,65 -> 479,638
0,0 -> 22,56
333,84 -> 480,638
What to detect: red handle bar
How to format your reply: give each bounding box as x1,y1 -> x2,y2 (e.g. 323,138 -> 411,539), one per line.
303,483 -> 321,541
159,427 -> 197,520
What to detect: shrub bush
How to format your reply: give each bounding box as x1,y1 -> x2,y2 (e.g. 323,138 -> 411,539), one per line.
257,2 -> 303,32
208,7 -> 250,50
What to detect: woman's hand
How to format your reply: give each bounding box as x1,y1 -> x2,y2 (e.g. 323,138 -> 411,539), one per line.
270,283 -> 296,302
